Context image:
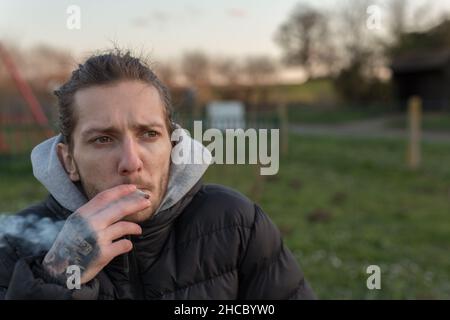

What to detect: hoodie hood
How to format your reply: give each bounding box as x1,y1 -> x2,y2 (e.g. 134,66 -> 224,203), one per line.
31,127 -> 212,216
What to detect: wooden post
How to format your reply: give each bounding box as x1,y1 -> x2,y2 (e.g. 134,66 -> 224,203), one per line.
407,96 -> 422,170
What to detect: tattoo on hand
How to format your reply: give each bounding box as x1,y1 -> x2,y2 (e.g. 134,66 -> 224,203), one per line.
42,212 -> 99,284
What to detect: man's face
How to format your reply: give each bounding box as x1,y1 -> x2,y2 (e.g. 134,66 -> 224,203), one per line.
58,80 -> 172,223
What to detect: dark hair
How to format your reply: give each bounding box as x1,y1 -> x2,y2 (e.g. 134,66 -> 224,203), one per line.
54,50 -> 174,150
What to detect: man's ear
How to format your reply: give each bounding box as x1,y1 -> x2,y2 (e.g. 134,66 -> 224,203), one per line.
56,142 -> 80,182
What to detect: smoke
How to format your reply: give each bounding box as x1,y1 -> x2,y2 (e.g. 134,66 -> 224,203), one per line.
0,213 -> 64,256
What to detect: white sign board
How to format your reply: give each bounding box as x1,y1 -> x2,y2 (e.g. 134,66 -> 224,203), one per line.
206,101 -> 246,130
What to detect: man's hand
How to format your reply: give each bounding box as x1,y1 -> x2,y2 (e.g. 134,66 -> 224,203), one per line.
42,184 -> 150,285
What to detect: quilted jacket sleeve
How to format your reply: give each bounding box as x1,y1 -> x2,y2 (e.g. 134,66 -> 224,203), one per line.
237,204 -> 316,300
0,236 -> 99,300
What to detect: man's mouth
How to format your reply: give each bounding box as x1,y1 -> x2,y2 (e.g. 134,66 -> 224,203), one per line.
136,188 -> 150,199
133,185 -> 151,199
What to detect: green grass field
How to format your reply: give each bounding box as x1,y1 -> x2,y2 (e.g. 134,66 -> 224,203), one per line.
1,133 -> 449,299
273,79 -> 338,105
205,134 -> 450,299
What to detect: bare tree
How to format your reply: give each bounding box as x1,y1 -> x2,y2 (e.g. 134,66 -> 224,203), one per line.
328,0 -> 388,103
337,0 -> 375,66
215,57 -> 241,86
181,51 -> 210,86
334,0 -> 393,81
181,51 -> 212,115
244,56 -> 278,86
243,56 -> 278,111
274,4 -> 332,80
154,61 -> 176,87
389,0 -> 408,41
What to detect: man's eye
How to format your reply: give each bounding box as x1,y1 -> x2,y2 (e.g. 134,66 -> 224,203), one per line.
93,136 -> 112,144
143,131 -> 158,138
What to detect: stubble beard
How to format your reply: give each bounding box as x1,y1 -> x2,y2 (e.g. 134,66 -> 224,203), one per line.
73,160 -> 170,223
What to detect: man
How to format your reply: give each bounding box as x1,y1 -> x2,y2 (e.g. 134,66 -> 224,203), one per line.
0,51 -> 315,300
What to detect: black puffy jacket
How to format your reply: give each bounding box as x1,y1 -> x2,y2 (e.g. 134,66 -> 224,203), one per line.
0,182 -> 315,300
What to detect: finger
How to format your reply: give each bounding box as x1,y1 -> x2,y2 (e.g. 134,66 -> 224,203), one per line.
101,221 -> 142,242
92,194 -> 151,228
78,184 -> 137,217
103,239 -> 133,261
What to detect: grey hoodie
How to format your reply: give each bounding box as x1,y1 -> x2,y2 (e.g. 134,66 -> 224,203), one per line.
30,128 -> 211,216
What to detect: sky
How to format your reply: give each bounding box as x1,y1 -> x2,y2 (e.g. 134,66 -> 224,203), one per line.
1,0 -> 450,62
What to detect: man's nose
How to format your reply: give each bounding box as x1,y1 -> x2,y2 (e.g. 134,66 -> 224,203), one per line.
118,137 -> 143,176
